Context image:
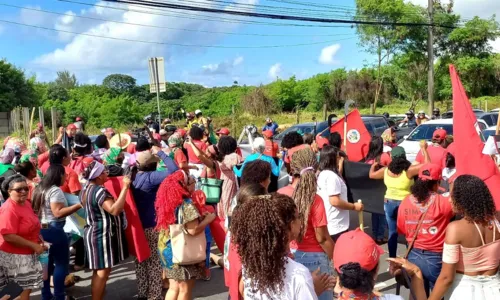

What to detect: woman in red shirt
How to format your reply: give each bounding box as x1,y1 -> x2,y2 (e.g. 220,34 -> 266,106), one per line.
277,147 -> 335,300
0,175 -> 46,300
397,163 -> 454,296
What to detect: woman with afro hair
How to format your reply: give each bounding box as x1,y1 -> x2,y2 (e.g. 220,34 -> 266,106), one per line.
232,193 -> 333,299
430,175 -> 500,300
156,170 -> 216,300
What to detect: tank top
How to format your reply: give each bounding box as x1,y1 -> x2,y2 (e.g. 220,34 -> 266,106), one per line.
383,168 -> 413,200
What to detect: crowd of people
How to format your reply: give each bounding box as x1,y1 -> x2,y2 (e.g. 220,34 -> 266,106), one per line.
0,110 -> 498,300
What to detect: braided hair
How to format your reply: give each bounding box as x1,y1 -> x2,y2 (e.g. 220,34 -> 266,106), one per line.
290,147 -> 318,242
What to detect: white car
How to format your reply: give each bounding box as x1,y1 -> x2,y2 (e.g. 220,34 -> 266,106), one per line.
398,119 -> 488,162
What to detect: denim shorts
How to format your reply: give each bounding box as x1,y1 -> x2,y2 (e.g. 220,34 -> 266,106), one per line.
294,250 -> 333,300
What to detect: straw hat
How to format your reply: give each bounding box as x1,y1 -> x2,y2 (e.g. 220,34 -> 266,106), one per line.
109,133 -> 132,149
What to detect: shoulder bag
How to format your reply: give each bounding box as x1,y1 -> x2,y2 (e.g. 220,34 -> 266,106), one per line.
200,161 -> 224,204
169,202 -> 207,265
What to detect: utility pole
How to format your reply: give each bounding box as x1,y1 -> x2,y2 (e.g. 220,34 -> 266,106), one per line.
427,0 -> 434,115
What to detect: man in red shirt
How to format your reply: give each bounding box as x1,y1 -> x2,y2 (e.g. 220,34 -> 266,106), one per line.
415,128 -> 448,167
262,130 -> 278,158
40,144 -> 82,195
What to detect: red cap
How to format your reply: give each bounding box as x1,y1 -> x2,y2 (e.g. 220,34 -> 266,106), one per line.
153,133 -> 161,141
176,129 -> 187,138
333,229 -> 384,273
446,142 -> 456,157
433,129 -> 447,141
76,117 -> 82,121
67,124 -> 77,130
262,130 -> 273,138
217,128 -> 230,135
418,163 -> 442,181
315,136 -> 329,149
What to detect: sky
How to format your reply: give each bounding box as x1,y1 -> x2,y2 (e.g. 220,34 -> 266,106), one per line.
0,0 -> 499,87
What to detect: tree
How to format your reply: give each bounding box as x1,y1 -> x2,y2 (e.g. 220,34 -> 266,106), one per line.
389,53 -> 427,109
102,74 -> 137,94
0,59 -> 36,110
54,70 -> 78,89
46,84 -> 70,102
241,85 -> 275,116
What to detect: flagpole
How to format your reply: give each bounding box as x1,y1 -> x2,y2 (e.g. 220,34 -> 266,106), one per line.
344,100 -> 355,151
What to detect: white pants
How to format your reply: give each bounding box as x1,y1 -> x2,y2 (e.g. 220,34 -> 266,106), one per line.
446,273 -> 500,300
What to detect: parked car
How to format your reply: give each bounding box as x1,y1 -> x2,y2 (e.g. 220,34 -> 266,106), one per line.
441,109 -> 484,119
398,119 -> 488,162
478,112 -> 499,127
483,126 -> 497,141
273,115 -> 391,146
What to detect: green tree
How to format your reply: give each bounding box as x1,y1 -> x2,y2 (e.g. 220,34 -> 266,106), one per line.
46,84 -> 70,102
0,59 -> 37,110
54,70 -> 78,89
102,74 -> 137,94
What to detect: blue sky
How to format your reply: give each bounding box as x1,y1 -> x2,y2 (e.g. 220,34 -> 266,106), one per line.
0,0 -> 498,87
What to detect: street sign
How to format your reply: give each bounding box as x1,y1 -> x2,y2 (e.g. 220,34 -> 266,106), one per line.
148,57 -> 166,93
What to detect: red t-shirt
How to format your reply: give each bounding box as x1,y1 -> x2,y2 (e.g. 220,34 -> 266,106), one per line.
284,144 -> 310,164
38,151 -> 49,168
227,243 -> 242,300
0,199 -> 41,254
40,163 -> 82,194
173,149 -> 188,168
397,193 -> 454,252
69,156 -> 86,176
263,140 -> 279,157
184,140 -> 208,164
278,185 -> 327,252
416,145 -> 447,167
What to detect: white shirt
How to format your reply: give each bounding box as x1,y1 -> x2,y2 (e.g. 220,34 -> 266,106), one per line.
483,136 -> 500,166
317,170 -> 349,235
243,257 -> 317,300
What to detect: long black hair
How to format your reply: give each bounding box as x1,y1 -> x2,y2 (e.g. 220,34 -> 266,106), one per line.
445,153 -> 455,169
32,164 -> 66,215
319,145 -> 339,174
365,136 -> 383,163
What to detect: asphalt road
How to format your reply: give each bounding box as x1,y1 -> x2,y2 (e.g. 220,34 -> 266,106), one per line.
32,212 -> 410,299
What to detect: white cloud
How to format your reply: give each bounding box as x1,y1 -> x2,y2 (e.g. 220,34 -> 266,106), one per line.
318,44 -> 341,65
29,0 -> 258,82
268,63 -> 282,79
200,56 -> 244,75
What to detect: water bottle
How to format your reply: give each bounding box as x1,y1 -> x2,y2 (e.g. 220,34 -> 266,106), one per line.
39,251 -> 49,281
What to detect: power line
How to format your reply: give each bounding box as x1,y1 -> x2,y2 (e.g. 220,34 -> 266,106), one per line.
105,0 -> 457,28
59,0 -> 356,28
0,19 -> 358,48
0,3 -> 356,37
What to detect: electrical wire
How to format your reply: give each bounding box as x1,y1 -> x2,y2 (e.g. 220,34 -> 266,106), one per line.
105,0 -> 457,28
0,19 -> 358,48
0,3 -> 357,37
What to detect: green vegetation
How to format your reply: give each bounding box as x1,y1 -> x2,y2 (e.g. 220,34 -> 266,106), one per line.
1,0 -> 499,134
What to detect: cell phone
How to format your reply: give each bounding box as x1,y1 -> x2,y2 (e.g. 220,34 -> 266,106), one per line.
0,281 -> 24,299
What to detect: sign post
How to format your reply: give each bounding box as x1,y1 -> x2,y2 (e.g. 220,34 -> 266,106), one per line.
148,57 -> 166,123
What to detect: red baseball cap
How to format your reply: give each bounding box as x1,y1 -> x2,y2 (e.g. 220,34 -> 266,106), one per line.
262,130 -> 273,138
217,128 -> 230,135
333,229 -> 384,273
432,129 -> 447,141
315,136 -> 329,149
176,128 -> 187,138
67,124 -> 77,130
418,163 -> 442,181
446,142 -> 456,157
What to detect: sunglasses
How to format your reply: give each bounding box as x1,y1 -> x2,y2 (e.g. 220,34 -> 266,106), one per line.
10,187 -> 29,193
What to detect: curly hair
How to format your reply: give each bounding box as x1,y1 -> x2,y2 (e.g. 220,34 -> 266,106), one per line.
218,136 -> 237,156
189,126 -> 204,141
155,170 -> 190,230
232,193 -> 297,297
451,175 -> 496,226
338,262 -> 377,294
410,178 -> 438,203
73,133 -> 92,156
235,183 -> 267,208
241,160 -> 272,186
290,147 -> 318,242
388,157 -> 412,175
281,131 -> 303,149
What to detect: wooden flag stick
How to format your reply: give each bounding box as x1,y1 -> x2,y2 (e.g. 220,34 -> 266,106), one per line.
358,199 -> 364,231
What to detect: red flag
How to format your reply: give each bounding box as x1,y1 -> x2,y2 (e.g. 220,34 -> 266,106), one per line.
450,64 -> 500,209
104,177 -> 151,262
329,109 -> 370,162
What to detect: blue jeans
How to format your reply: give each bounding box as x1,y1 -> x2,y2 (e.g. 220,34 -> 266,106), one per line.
40,221 -> 69,300
371,213 -> 387,240
384,200 -> 401,257
408,248 -> 442,296
294,250 -> 333,300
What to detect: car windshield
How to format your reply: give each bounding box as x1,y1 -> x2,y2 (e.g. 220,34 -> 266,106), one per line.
406,124 -> 454,141
483,130 -> 496,141
275,124 -> 315,140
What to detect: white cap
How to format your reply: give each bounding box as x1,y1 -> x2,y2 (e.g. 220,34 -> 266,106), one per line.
195,109 -> 202,115
252,137 -> 266,153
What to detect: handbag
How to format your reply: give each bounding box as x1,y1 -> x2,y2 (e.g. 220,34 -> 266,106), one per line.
200,162 -> 224,204
169,202 -> 207,265
395,196 -> 435,293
